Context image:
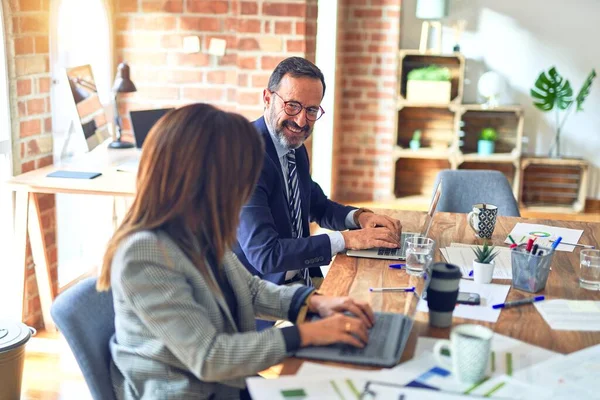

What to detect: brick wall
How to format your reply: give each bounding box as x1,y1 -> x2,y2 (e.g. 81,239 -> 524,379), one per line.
3,0 -> 56,329
333,0 -> 401,202
114,0 -> 319,144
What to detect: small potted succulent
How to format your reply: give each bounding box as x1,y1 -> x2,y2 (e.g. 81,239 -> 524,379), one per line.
472,240 -> 499,284
409,130 -> 422,150
478,127 -> 498,156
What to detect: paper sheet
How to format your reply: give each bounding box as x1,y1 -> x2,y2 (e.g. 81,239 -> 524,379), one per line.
504,222 -> 584,252
417,280 -> 510,323
440,244 -> 513,279
534,299 -> 600,331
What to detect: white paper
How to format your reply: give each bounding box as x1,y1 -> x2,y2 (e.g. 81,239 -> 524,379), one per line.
440,244 -> 513,279
504,222 -> 584,252
417,280 -> 510,323
534,299 -> 600,331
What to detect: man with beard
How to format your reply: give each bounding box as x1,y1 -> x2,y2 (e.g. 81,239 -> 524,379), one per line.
234,58 -> 402,328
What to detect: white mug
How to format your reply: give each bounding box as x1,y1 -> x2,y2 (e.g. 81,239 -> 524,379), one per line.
433,324 -> 493,384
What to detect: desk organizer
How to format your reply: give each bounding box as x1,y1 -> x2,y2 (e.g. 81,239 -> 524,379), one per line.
511,244 -> 554,293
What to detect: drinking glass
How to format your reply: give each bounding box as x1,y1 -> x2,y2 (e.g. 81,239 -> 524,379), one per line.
405,236 -> 435,276
580,249 -> 600,291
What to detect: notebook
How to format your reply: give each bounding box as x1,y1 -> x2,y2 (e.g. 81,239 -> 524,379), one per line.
346,179 -> 443,260
294,312 -> 413,367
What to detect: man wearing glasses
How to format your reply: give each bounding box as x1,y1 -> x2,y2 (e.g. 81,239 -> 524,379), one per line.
234,57 -> 402,328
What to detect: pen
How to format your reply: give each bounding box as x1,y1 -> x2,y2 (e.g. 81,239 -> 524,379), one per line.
531,244 -> 539,255
492,295 -> 545,309
550,240 -> 595,249
526,238 -> 534,252
550,236 -> 562,251
389,263 -> 405,269
468,270 -> 473,277
508,235 -> 517,245
369,286 -> 415,292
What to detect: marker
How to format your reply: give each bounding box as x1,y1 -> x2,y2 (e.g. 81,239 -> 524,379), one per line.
508,235 -> 517,245
492,295 -> 545,309
550,236 -> 562,251
369,286 -> 415,292
389,263 -> 405,269
531,244 -> 539,255
550,240 -> 594,249
510,244 -> 518,250
468,270 -> 474,277
526,238 -> 534,252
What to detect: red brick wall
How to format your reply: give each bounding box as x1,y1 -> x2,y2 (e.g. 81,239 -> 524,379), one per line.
4,0 -> 56,328
333,0 -> 401,202
114,0 -> 319,143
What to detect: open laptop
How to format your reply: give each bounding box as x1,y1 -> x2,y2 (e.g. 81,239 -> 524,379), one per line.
116,108 -> 174,172
346,179 -> 443,260
295,312 -> 413,367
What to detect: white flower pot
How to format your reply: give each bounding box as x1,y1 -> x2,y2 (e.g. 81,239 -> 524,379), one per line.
473,260 -> 495,284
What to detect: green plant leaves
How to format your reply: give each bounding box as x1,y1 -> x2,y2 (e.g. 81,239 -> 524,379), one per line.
575,69 -> 597,111
472,241 -> 499,264
531,67 -> 573,111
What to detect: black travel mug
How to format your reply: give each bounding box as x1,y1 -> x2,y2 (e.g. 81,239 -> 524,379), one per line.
426,262 -> 462,328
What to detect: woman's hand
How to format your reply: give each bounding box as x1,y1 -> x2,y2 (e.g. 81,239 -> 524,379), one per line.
297,313 -> 370,348
308,295 -> 375,328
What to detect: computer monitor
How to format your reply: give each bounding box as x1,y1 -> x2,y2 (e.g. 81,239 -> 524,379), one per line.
129,108 -> 174,148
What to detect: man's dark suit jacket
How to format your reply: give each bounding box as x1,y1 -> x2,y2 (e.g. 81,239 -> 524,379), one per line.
234,117 -> 356,289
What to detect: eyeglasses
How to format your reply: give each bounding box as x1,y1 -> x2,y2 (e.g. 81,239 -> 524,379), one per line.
270,91 -> 325,121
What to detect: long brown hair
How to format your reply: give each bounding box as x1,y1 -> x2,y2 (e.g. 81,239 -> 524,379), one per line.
98,103 -> 264,291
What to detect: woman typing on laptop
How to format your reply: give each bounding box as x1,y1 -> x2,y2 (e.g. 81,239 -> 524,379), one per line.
97,104 -> 374,399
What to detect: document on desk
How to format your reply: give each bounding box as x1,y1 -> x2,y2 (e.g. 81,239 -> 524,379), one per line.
417,280 -> 510,323
504,223 -> 584,252
534,299 -> 600,331
440,243 -> 512,279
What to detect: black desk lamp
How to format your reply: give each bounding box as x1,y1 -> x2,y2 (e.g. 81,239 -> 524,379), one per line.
109,62 -> 136,149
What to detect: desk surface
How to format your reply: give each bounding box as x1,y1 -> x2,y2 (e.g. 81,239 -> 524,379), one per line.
4,147 -> 138,196
278,210 -> 600,375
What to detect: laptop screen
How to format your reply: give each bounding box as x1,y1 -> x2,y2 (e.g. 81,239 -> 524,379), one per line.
420,179 -> 442,237
129,108 -> 174,148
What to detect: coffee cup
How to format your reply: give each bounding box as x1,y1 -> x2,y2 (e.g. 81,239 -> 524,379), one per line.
433,324 -> 493,384
467,203 -> 498,239
426,262 -> 462,328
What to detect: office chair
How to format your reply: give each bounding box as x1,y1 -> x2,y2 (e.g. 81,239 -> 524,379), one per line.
50,277 -> 116,400
432,169 -> 521,217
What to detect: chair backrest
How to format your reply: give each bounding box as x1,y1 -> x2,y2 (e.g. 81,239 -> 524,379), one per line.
432,169 -> 521,217
51,277 -> 116,400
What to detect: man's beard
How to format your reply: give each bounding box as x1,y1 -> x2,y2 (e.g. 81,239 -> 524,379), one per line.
268,107 -> 312,150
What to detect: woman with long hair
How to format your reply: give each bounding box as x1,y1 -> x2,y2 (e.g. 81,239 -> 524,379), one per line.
98,103 -> 374,399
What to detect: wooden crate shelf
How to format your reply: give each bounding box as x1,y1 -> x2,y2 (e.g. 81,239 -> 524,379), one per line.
395,107 -> 456,150
458,107 -> 523,157
394,158 -> 451,197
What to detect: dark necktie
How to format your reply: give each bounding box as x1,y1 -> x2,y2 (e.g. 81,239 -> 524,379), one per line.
286,150 -> 313,287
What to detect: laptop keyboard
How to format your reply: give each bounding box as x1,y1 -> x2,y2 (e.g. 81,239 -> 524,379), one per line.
377,248 -> 402,256
340,313 -> 396,358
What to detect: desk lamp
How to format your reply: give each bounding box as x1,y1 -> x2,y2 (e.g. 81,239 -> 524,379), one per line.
68,77 -> 95,104
416,0 -> 449,54
109,62 -> 136,149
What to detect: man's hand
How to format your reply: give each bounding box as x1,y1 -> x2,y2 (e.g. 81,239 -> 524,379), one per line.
358,212 -> 402,239
308,295 -> 375,328
341,227 -> 399,250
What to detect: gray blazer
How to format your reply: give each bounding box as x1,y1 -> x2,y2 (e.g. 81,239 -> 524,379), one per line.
109,230 -> 302,399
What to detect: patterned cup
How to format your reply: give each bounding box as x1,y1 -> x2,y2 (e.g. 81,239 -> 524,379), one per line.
467,203 -> 498,239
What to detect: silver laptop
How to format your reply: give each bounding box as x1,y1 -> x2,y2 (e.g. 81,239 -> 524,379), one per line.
295,312 -> 413,367
346,180 -> 442,260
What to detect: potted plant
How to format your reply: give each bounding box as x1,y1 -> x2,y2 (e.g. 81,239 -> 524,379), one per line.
530,67 -> 596,158
409,130 -> 422,150
472,241 -> 499,284
478,127 -> 497,155
406,65 -> 451,104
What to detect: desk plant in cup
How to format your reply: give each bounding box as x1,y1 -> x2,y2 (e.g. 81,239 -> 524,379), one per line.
478,127 -> 497,155
410,129 -> 422,150
472,240 -> 499,284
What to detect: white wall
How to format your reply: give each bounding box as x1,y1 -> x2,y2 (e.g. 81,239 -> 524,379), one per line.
402,0 -> 600,198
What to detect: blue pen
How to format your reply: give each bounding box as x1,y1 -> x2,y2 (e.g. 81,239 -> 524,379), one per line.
369,286 -> 415,292
468,270 -> 474,277
492,295 -> 545,309
389,263 -> 405,269
551,236 -> 563,251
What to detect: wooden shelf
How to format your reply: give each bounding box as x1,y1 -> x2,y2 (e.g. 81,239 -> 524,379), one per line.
393,147 -> 451,160
459,152 -> 519,163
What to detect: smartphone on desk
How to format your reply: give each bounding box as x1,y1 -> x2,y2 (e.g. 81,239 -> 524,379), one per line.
456,291 -> 481,305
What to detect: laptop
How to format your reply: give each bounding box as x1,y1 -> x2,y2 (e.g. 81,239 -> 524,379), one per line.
116,108 -> 174,172
346,179 -> 443,260
295,312 -> 413,367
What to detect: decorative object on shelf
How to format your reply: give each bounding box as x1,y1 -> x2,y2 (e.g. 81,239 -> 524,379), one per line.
477,71 -> 505,109
451,20 -> 466,52
531,67 -> 596,158
407,65 -> 451,104
477,127 -> 497,155
110,62 -> 137,149
410,130 -> 422,150
416,0 -> 448,54
472,240 -> 499,284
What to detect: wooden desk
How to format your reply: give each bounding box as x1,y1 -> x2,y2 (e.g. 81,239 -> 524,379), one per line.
277,210 -> 600,375
5,147 -> 138,329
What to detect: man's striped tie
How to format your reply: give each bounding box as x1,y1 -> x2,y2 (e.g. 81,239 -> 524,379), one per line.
286,150 -> 313,287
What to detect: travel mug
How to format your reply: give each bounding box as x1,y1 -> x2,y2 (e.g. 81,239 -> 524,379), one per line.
427,262 -> 462,328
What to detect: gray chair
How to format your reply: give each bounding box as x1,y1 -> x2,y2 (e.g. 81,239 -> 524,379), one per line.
50,277 -> 116,400
432,169 -> 520,217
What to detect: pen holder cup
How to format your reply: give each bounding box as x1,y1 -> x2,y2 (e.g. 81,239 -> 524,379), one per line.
511,244 -> 554,293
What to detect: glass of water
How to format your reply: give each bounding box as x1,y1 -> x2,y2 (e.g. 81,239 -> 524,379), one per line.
580,249 -> 600,291
405,236 -> 435,276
